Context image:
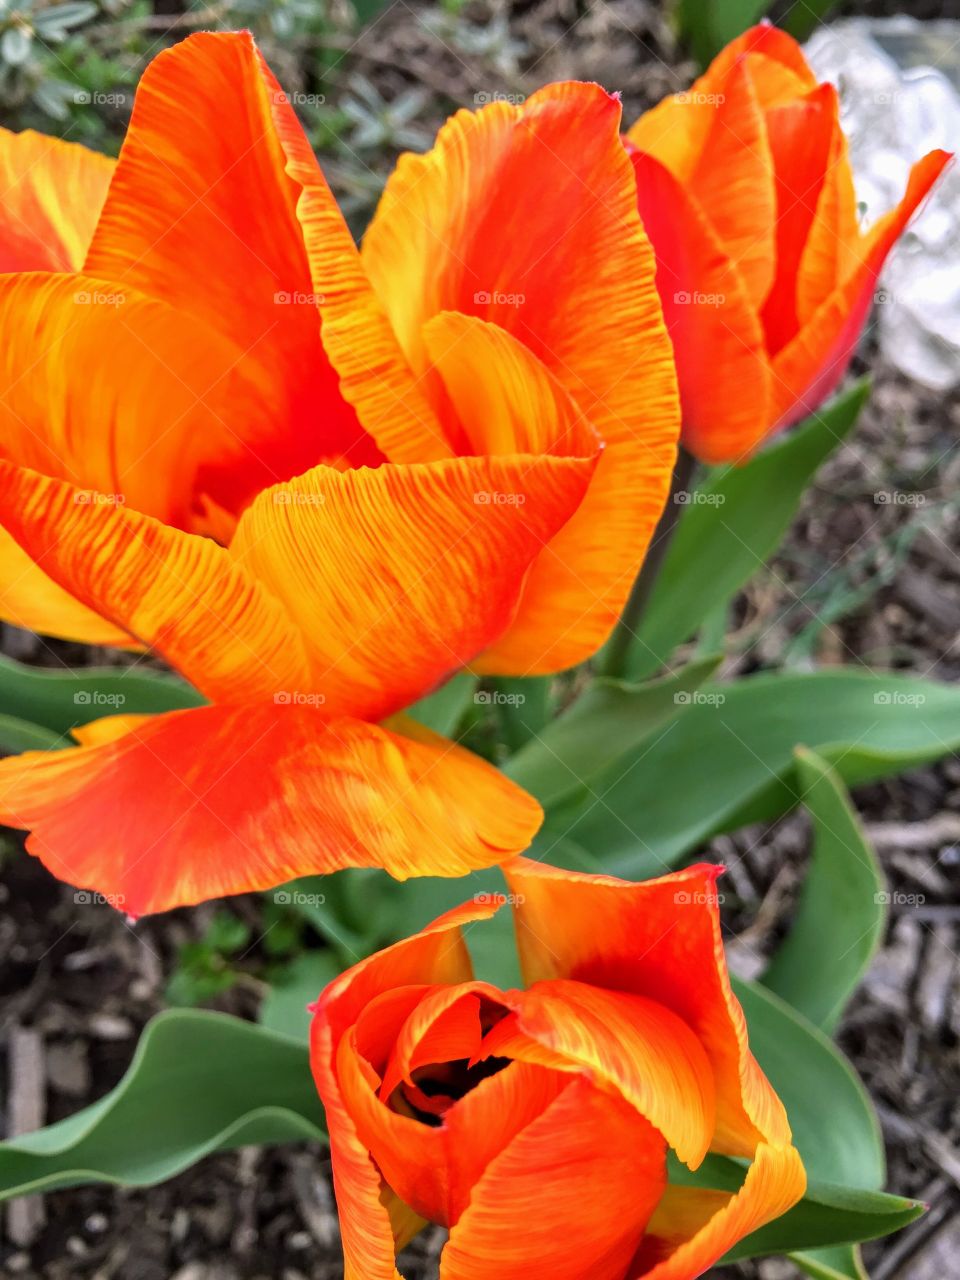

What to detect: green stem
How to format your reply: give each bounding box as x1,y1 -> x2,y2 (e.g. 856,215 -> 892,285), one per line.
599,447 -> 697,679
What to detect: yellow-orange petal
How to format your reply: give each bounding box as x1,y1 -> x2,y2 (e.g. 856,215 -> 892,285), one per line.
421,314 -> 600,460
710,24 -> 817,108
440,1075 -> 667,1280
503,859 -> 792,1158
230,453 -> 596,721
634,1142 -> 807,1279
480,979 -> 716,1169
83,32 -> 380,510
364,82 -> 679,672
769,149 -> 951,431
0,271 -> 275,531
795,110 -> 860,327
0,461 -> 309,703
686,59 -> 776,311
760,85 -> 840,355
0,128 -> 114,273
626,24 -> 816,184
0,708 -> 542,916
629,151 -> 771,464
0,526 -> 134,648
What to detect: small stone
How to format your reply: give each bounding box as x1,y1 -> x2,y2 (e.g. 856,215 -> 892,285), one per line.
88,1014 -> 134,1041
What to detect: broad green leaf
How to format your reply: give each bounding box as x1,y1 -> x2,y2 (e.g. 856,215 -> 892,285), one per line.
407,672 -> 476,736
735,978 -> 882,1186
505,655 -> 721,807
0,1010 -> 325,1200
260,950 -> 341,1041
0,653 -> 204,736
277,873 -> 381,964
762,749 -> 886,1034
783,0 -> 839,40
726,980 -> 914,1261
554,669 -> 960,878
0,714 -> 66,753
627,383 -> 868,680
486,675 -> 553,752
725,1183 -> 922,1261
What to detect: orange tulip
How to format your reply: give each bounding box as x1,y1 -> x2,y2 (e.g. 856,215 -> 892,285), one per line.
625,23 -> 951,465
311,859 -> 806,1279
0,35 -> 679,914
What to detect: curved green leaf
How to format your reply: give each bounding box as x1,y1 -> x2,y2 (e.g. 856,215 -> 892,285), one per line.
734,978 -> 882,1187
0,653 -> 204,736
554,669 -> 960,878
260,950 -> 341,1041
0,1010 -> 325,1200
725,1183 -> 922,1262
628,383 -> 868,680
0,714 -> 66,753
762,749 -> 886,1034
506,655 -> 721,808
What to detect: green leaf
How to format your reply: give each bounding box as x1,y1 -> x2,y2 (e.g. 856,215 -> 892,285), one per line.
407,672 -> 476,736
0,653 -> 204,737
721,979 -> 919,1261
0,1010 -> 325,1200
628,383 -> 868,680
260,950 -> 341,1041
735,978 -> 882,1187
725,1183 -> 923,1261
0,713 -> 66,753
505,655 -> 721,808
783,0 -> 839,41
486,676 -> 553,752
676,0 -> 769,64
762,749 -> 886,1034
556,669 -> 960,878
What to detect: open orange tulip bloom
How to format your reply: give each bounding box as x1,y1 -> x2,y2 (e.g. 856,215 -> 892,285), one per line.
0,34 -> 679,914
311,859 -> 806,1279
626,22 -> 951,465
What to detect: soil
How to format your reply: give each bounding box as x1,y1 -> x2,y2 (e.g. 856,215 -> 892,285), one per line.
2,1 -> 959,1278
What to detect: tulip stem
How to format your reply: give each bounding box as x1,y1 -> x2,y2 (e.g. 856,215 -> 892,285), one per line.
598,447 -> 697,680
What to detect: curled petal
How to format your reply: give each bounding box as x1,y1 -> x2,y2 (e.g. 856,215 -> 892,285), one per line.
0,527 -> 133,647
0,128 -> 113,272
0,461 -> 308,702
364,82 -> 679,672
84,31 -> 379,508
0,709 -> 542,916
0,272 -> 270,532
504,858 -> 792,1157
770,149 -> 951,430
312,903 -> 495,1277
629,151 -> 771,464
481,979 -> 716,1169
634,1142 -> 807,1279
230,454 -> 596,721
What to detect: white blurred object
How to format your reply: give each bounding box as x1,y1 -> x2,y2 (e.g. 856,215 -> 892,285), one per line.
806,18 -> 960,391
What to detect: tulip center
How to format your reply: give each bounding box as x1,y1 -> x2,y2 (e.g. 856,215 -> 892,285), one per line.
393,1055 -> 512,1126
